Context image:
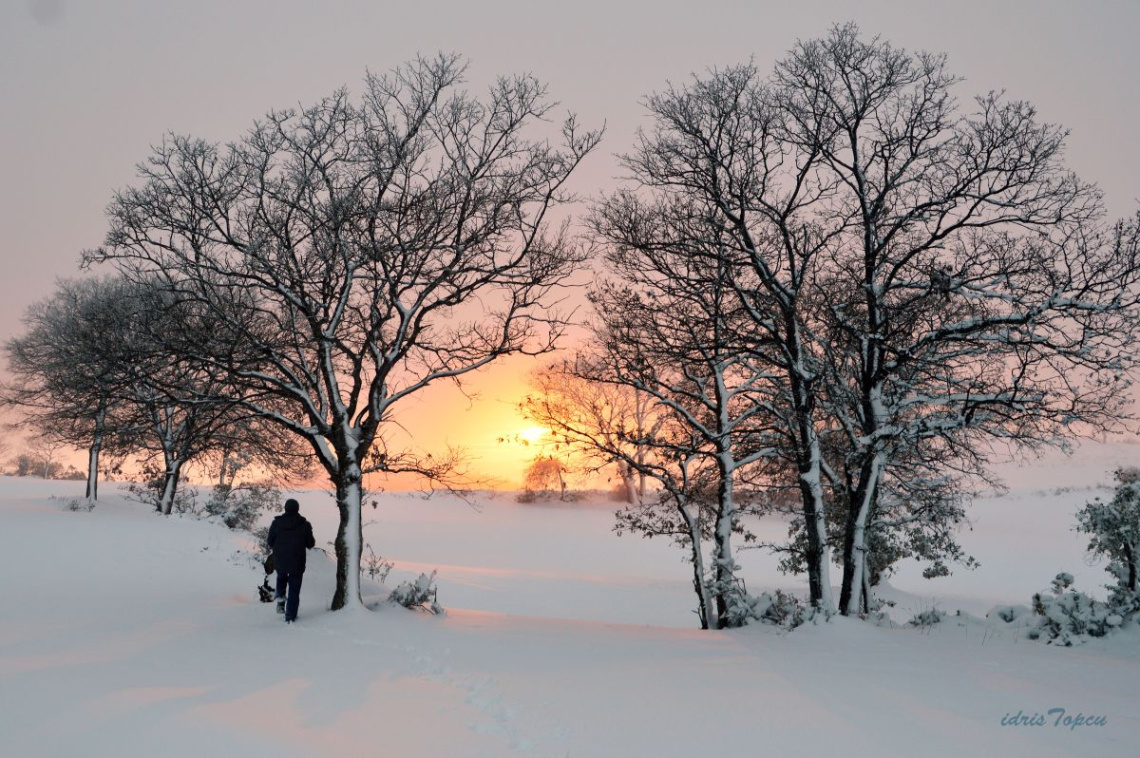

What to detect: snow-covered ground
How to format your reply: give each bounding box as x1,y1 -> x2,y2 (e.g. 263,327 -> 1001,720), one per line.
3,443 -> 1140,757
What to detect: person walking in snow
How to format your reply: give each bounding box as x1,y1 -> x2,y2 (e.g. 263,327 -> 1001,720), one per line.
266,498 -> 315,623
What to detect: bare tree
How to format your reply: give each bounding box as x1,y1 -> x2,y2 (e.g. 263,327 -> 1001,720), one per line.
519,353 -> 741,629
26,433 -> 65,480
520,455 -> 570,500
4,275 -> 299,511
122,383 -> 238,515
520,361 -> 654,503
612,61 -> 844,609
582,212 -> 783,626
3,277 -> 141,502
87,54 -> 601,610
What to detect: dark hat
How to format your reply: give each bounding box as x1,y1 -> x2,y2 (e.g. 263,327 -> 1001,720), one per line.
284,498 -> 300,514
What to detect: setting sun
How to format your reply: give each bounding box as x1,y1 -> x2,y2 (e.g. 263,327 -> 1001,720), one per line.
516,426 -> 550,445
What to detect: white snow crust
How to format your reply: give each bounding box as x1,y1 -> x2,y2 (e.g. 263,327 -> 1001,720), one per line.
2,442 -> 1139,756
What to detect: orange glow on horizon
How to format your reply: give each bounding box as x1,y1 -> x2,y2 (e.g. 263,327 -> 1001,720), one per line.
48,356 -> 559,494
365,354 -> 552,491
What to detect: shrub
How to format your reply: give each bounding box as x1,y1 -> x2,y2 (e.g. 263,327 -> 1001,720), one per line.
205,481 -> 279,531
389,571 -> 443,615
723,588 -> 811,630
1028,574 -> 1123,646
126,470 -> 199,515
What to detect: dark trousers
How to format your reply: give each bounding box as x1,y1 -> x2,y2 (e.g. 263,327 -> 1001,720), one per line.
275,570 -> 304,621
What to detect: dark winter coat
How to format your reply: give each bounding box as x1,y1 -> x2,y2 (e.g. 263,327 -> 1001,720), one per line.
267,511 -> 315,574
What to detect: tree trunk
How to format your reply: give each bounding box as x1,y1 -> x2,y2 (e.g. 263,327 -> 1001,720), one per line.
331,463 -> 364,611
556,465 -> 567,501
619,463 -> 640,505
217,444 -> 234,489
85,436 -> 101,502
679,498 -> 715,630
635,393 -> 648,499
712,452 -> 739,628
85,412 -> 105,503
1124,543 -> 1137,592
158,459 -> 183,516
861,554 -> 872,615
787,324 -> 834,612
793,395 -> 833,610
839,453 -> 883,615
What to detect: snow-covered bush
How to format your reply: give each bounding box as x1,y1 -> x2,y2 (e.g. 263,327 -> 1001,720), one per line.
754,590 -> 809,629
723,589 -> 810,630
389,571 -> 443,615
1028,574 -> 1123,646
204,481 -> 279,532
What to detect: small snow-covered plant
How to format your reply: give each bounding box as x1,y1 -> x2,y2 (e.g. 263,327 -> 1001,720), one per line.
756,590 -> 809,629
205,481 -> 279,532
908,607 -> 946,628
389,571 -> 443,615
1028,573 -> 1122,646
361,544 -> 393,583
63,497 -> 95,512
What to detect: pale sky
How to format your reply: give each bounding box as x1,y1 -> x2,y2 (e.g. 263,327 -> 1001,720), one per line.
3,0 -> 1139,485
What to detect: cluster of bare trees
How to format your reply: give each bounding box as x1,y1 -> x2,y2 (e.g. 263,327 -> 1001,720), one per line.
5,28 -> 1140,625
521,25 -> 1140,627
2,276 -> 305,511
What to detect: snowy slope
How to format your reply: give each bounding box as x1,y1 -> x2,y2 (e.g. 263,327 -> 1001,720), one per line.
1,456 -> 1139,757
